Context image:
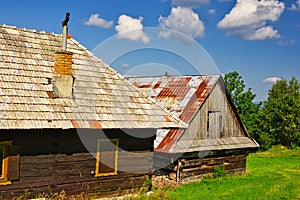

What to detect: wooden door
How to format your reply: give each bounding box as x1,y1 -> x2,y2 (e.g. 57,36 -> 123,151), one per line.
207,111 -> 222,138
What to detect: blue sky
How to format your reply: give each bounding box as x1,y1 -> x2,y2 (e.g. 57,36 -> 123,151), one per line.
0,0 -> 299,101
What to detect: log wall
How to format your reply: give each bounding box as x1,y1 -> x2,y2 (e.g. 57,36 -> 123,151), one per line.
153,152 -> 247,184
179,154 -> 247,183
0,151 -> 152,198
0,129 -> 155,199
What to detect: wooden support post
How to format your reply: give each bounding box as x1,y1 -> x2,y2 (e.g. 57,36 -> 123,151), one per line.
176,159 -> 182,184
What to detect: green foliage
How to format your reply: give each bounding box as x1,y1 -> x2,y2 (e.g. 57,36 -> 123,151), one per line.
224,72 -> 300,150
213,165 -> 227,178
224,71 -> 262,138
165,148 -> 300,200
254,77 -> 300,149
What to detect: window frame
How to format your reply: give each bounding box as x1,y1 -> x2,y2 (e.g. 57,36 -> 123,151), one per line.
95,139 -> 119,177
0,141 -> 12,185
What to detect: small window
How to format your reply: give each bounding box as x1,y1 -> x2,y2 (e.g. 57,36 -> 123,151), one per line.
207,111 -> 222,138
95,139 -> 119,177
0,148 -> 4,177
0,141 -> 11,185
0,141 -> 20,186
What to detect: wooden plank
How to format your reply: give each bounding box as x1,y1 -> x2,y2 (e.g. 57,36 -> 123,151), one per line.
1,173 -> 150,198
87,175 -> 148,192
181,155 -> 246,168
181,165 -> 215,178
180,157 -> 246,179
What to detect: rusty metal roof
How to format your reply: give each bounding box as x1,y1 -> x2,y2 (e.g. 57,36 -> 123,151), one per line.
128,75 -> 219,123
128,75 -> 219,151
127,75 -> 259,153
0,24 -> 185,129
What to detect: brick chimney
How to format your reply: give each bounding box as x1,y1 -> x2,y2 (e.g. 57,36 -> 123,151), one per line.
52,12 -> 74,98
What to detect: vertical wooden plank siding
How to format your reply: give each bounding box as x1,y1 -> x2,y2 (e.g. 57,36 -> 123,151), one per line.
180,80 -> 247,142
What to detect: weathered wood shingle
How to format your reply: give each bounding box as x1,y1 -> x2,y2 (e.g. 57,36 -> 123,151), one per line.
0,24 -> 185,129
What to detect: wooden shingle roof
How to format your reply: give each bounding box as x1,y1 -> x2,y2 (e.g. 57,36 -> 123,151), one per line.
0,24 -> 185,129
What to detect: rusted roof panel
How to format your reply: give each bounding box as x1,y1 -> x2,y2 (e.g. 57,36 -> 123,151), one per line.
128,75 -> 219,123
0,24 -> 185,129
128,75 -> 219,152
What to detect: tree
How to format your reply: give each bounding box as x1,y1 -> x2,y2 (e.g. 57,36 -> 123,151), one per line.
260,77 -> 300,148
224,71 -> 262,137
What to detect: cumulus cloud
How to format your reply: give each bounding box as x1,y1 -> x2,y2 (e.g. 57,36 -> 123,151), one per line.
288,0 -> 300,11
115,15 -> 150,43
158,7 -> 205,40
171,0 -> 210,8
263,77 -> 282,83
217,0 -> 285,40
84,14 -> 113,28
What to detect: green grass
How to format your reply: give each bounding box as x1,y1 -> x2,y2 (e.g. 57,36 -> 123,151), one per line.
158,147 -> 300,200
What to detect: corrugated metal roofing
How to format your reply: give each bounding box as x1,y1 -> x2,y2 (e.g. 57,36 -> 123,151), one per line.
127,75 -> 259,152
129,76 -> 219,123
0,24 -> 185,129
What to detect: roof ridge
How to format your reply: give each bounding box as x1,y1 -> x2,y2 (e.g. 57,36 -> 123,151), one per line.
125,74 -> 222,79
0,23 -> 58,38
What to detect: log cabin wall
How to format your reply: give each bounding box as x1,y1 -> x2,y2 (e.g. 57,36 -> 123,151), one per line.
179,154 -> 247,183
0,128 -> 155,198
153,152 -> 247,185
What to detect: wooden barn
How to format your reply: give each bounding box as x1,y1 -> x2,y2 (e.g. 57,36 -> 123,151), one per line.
0,24 -> 185,198
127,75 -> 259,183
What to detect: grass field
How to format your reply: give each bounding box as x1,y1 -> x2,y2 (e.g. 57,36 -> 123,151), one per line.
144,146 -> 300,200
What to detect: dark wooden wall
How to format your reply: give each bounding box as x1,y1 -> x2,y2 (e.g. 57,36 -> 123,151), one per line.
179,154 -> 247,183
154,151 -> 248,184
0,128 -> 155,198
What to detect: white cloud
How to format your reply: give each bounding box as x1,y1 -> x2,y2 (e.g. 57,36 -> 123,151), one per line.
217,0 -> 285,40
115,15 -> 150,44
263,77 -> 282,83
84,14 -> 113,28
171,0 -> 209,8
246,26 -> 280,40
208,9 -> 216,15
158,7 -> 205,40
122,63 -> 129,68
288,0 -> 300,11
277,39 -> 296,46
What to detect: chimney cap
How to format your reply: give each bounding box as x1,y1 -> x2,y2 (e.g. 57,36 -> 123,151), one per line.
62,12 -> 70,27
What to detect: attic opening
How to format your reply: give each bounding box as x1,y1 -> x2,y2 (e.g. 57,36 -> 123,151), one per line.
207,111 -> 222,138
